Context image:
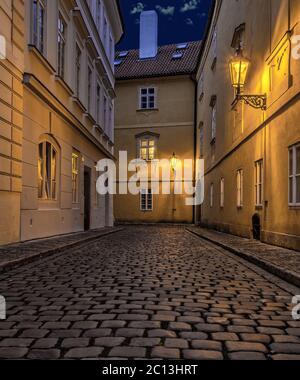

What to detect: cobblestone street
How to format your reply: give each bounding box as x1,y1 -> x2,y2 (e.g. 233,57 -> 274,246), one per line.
0,226 -> 300,360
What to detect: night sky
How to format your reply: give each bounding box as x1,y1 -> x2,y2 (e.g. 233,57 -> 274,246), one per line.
117,0 -> 213,51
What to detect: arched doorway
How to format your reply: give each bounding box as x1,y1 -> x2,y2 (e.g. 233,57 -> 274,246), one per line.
252,214 -> 261,240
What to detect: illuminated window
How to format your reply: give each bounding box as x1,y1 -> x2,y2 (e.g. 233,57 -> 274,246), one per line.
140,87 -> 157,110
139,139 -> 156,161
237,169 -> 244,208
220,178 -> 225,208
289,144 -> 300,206
32,0 -> 46,53
255,160 -> 263,206
38,141 -> 57,200
72,152 -> 79,204
140,189 -> 153,211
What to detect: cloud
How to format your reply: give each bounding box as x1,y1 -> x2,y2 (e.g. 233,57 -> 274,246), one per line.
131,2 -> 145,15
155,5 -> 175,17
185,18 -> 194,26
180,0 -> 200,13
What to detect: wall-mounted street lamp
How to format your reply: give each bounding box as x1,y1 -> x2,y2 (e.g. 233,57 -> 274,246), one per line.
170,153 -> 178,173
229,54 -> 267,110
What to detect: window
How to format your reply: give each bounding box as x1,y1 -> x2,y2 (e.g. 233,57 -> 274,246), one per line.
212,27 -> 217,67
32,0 -> 46,53
72,152 -> 79,203
220,178 -> 225,208
140,88 -> 156,110
103,96 -> 107,132
75,44 -> 81,98
139,138 -> 156,161
210,183 -> 214,208
289,144 -> 300,205
211,99 -> 217,141
96,0 -> 101,28
103,17 -> 108,50
108,104 -> 113,139
140,189 -> 153,211
199,72 -> 204,101
237,169 -> 244,208
96,83 -> 101,125
58,13 -> 66,78
255,160 -> 263,206
199,124 -> 204,158
87,65 -> 93,113
38,141 -> 57,200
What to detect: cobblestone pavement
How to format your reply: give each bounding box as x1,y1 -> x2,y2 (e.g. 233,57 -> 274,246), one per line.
188,227 -> 300,282
0,228 -> 119,272
0,226 -> 300,360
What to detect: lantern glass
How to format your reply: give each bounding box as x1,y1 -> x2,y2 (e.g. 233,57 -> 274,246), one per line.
229,56 -> 250,89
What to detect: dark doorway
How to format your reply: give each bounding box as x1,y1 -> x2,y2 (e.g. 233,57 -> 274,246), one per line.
252,213 -> 261,240
84,167 -> 91,231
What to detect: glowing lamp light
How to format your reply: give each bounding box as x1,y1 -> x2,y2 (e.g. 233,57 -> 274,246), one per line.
170,153 -> 178,172
229,55 -> 250,90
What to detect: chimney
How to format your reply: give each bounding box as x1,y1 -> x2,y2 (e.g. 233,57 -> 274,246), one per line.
139,10 -> 158,59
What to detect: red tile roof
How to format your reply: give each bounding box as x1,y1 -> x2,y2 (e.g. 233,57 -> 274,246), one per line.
115,40 -> 202,80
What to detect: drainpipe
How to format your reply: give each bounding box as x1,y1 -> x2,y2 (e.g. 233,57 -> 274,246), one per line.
191,75 -> 198,225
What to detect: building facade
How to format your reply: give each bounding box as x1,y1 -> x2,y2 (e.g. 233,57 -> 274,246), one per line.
0,0 -> 24,245
114,11 -> 201,224
196,0 -> 300,250
0,0 -> 123,245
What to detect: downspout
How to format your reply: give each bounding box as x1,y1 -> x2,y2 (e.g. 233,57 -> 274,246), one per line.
191,75 -> 198,225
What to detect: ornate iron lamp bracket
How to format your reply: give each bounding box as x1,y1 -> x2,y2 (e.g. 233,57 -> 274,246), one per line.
232,93 -> 267,111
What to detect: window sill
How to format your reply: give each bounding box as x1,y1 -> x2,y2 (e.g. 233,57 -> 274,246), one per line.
289,205 -> 300,210
84,112 -> 96,125
55,75 -> 74,96
28,45 -> 56,74
137,108 -> 159,113
72,96 -> 86,113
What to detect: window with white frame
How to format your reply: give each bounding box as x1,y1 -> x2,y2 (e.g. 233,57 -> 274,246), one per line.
289,144 -> 300,205
72,152 -> 79,204
32,0 -> 46,53
220,178 -> 225,208
140,189 -> 153,211
255,160 -> 263,206
58,13 -> 66,78
38,140 -> 58,200
210,183 -> 214,208
139,138 -> 156,161
140,88 -> 157,110
75,44 -> 81,98
237,169 -> 244,208
87,65 -> 93,113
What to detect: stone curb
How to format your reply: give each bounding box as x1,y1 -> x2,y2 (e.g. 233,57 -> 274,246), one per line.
0,228 -> 124,275
186,228 -> 300,288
